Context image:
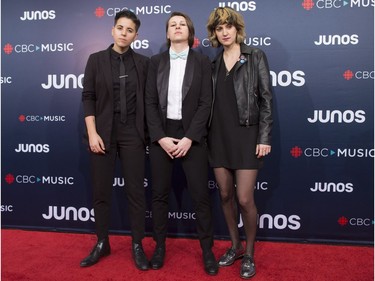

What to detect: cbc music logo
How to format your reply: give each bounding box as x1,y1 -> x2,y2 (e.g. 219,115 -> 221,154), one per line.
4,173 -> 74,185
201,36 -> 272,48
307,109 -> 366,123
18,115 -> 66,123
20,10 -> 56,21
1,76 -> 12,84
94,5 -> 171,18
208,180 -> 269,191
290,146 -> 374,158
337,216 -> 374,227
3,42 -> 74,55
302,0 -> 374,10
1,205 -> 14,212
343,69 -> 374,80
42,206 -> 95,222
146,211 -> 196,220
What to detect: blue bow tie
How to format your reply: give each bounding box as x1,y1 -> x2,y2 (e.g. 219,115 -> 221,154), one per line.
170,49 -> 189,60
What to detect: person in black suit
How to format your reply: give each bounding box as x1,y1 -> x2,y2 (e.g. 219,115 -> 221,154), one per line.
80,10 -> 149,270
145,11 -> 218,276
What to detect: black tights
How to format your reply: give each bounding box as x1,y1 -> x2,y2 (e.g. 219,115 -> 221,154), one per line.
214,168 -> 258,256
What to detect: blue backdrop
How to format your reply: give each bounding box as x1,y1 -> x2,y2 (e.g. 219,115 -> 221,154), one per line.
1,0 -> 374,245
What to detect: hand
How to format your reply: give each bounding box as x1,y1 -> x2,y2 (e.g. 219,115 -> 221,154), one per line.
89,133 -> 105,154
256,144 -> 271,158
172,137 -> 192,158
158,137 -> 181,159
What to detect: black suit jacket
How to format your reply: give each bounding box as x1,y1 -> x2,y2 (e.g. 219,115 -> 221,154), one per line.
82,44 -> 149,149
145,49 -> 212,144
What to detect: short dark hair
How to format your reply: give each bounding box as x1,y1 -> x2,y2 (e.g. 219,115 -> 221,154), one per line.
114,10 -> 141,32
166,12 -> 195,48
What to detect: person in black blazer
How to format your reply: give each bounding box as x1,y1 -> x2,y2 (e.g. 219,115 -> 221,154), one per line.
145,11 -> 218,276
80,10 -> 149,270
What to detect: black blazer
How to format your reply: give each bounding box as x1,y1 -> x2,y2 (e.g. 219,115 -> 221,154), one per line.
82,44 -> 149,149
145,49 -> 212,144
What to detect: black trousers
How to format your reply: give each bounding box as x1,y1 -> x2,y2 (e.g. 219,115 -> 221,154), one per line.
150,119 -> 214,251
90,114 -> 146,243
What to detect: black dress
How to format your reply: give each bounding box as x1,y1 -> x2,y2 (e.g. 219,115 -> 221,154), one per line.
208,58 -> 263,170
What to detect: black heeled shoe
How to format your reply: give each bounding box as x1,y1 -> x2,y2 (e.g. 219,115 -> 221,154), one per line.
150,245 -> 165,270
132,243 -> 150,270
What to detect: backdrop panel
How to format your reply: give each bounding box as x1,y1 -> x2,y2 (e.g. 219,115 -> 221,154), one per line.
1,0 -> 374,244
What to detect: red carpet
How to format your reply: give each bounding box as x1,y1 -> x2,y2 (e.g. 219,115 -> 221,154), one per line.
1,229 -> 373,281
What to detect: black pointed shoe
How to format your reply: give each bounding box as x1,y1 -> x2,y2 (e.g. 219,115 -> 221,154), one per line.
132,243 -> 150,271
80,238 -> 111,267
203,250 -> 219,276
150,245 -> 165,270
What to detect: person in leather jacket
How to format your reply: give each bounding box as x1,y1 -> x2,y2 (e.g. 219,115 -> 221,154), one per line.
206,6 -> 273,279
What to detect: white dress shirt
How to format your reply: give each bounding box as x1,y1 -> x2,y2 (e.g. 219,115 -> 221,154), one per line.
167,47 -> 189,120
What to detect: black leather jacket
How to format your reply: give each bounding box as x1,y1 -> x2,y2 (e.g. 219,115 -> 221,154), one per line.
210,44 -> 273,145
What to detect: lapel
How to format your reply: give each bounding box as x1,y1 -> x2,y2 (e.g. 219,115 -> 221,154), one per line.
156,51 -> 170,112
182,49 -> 194,101
101,46 -> 114,97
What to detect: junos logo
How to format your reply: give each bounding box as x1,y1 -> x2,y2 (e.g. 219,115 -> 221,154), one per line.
314,34 -> 359,45
130,39 -> 149,50
240,214 -> 301,230
270,70 -> 306,87
310,182 -> 354,193
20,10 -> 56,21
307,110 -> 366,123
41,74 -> 84,89
15,143 -> 50,153
113,177 -> 149,187
42,206 -> 95,222
219,1 -> 257,11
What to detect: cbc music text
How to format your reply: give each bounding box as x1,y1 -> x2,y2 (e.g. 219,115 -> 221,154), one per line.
41,70 -> 305,90
21,115 -> 66,122
14,175 -> 74,185
313,0 -> 374,9
14,43 -> 74,53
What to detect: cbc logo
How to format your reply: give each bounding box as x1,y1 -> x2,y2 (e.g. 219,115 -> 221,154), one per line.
343,70 -> 374,80
338,216 -> 373,227
208,181 -> 268,190
315,0 -> 374,8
